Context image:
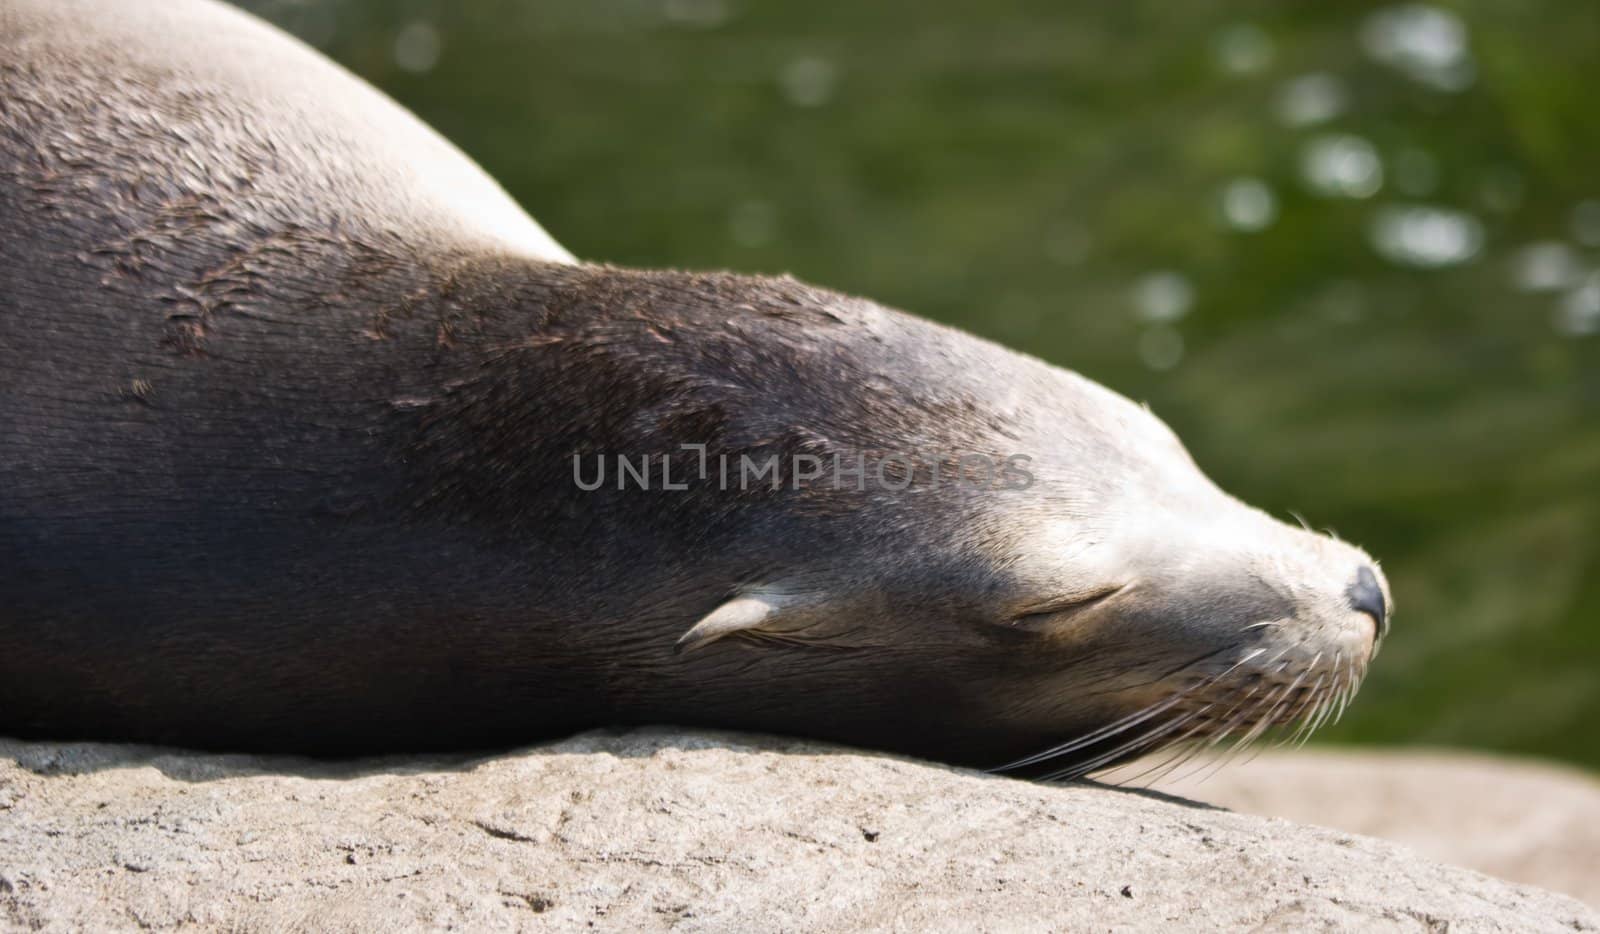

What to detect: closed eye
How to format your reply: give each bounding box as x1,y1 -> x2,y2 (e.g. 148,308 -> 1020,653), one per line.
1010,583 -> 1128,629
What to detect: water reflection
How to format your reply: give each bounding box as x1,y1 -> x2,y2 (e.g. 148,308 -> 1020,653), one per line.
1212,23 -> 1275,76
1572,201 -> 1600,248
1360,4 -> 1475,92
1132,271 -> 1194,324
1368,204 -> 1484,268
664,0 -> 731,29
1138,326 -> 1184,372
780,57 -> 838,108
1557,275 -> 1600,337
1301,135 -> 1384,199
1276,73 -> 1347,128
393,20 -> 441,74
1511,243 -> 1583,294
1219,178 -> 1277,233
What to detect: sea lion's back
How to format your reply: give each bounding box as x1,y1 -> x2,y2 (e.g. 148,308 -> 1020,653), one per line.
0,0 -> 572,532
0,0 -> 571,267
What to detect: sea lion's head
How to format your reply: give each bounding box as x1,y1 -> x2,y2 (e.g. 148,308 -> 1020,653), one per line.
956,373 -> 1390,780
443,266 -> 1390,776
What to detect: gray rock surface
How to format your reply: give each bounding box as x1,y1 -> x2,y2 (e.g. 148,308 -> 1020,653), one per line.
1151,748 -> 1600,909
1,730 -> 1595,932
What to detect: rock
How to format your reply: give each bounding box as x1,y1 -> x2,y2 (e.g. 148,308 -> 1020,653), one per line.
1149,747 -> 1600,909
0,730 -> 1595,932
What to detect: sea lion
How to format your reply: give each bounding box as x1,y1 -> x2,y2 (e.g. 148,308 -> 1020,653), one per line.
0,0 -> 1389,778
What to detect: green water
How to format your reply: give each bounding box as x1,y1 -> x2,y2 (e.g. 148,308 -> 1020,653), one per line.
247,0 -> 1600,769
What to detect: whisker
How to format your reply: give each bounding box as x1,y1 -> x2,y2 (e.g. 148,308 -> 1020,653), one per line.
1100,702 -> 1224,785
1189,737 -> 1247,785
997,631 -> 1373,786
1142,670 -> 1271,787
991,690 -> 1195,772
1047,652 -> 1277,782
993,647 -> 1250,774
1196,690 -> 1280,783
1042,704 -> 1210,782
1304,650 -> 1346,739
1109,711 -> 1223,787
1108,650 -> 1283,785
1266,673 -> 1313,746
1234,676 -> 1299,752
1285,674 -> 1327,747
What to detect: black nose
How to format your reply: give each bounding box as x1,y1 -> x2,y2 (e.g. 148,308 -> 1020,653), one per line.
1346,566 -> 1388,639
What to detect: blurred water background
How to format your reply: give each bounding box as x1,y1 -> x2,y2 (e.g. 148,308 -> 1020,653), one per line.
243,0 -> 1600,769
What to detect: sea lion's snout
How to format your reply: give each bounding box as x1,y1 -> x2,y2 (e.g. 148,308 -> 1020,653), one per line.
1264,521 -> 1393,667
1123,515 -> 1391,770
1347,565 -> 1390,642
988,517 -> 1390,781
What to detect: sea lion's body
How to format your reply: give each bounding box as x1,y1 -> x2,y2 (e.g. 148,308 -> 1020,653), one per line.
1,0 -> 586,750
0,0 -> 1388,774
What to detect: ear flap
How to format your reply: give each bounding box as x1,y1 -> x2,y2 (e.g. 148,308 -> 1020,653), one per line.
675,586 -> 823,653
